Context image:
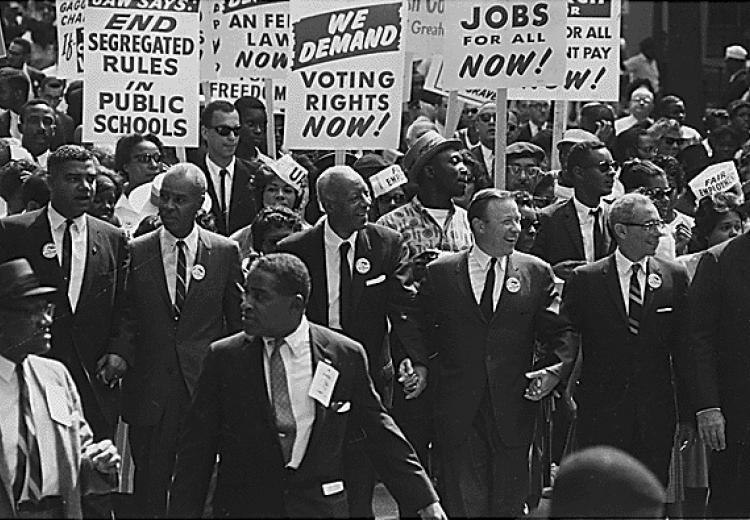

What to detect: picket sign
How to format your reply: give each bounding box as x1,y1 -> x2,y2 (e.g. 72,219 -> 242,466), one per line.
443,90 -> 462,139
551,101 -> 567,170
264,78 -> 277,158
334,149 -> 346,166
494,88 -> 508,189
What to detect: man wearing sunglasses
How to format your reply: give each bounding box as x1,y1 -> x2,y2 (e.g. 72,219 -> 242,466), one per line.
505,141 -> 546,193
470,102 -> 520,184
193,100 -> 260,236
560,192 -> 690,489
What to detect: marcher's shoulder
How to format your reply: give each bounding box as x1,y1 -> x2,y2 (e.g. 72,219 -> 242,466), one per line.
0,208 -> 42,229
311,323 -> 367,359
210,331 -> 247,355
26,355 -> 71,385
706,232 -> 749,263
277,224 -> 317,250
512,250 -> 552,272
365,222 -> 402,243
87,214 -> 127,242
201,228 -> 241,251
652,255 -> 688,276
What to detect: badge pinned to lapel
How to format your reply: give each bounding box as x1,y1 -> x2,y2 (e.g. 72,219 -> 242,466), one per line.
192,264 -> 206,281
42,242 -> 56,259
355,258 -> 370,275
308,361 -> 339,407
505,277 -> 521,293
648,273 -> 662,289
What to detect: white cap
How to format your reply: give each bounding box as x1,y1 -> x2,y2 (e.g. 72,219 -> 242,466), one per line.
725,45 -> 748,61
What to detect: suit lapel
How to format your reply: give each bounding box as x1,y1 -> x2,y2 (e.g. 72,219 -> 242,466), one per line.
300,325 -> 331,466
490,254 -> 515,324
603,255 -> 627,323
309,224 -> 329,326
182,229 -> 211,310
0,424 -> 13,516
247,336 -> 276,430
602,206 -> 615,255
199,157 -> 226,235
562,200 -> 585,259
76,216 -> 100,311
31,209 -> 62,286
349,228 -> 372,316
643,257 -> 665,317
147,231 -> 173,313
455,251 -> 485,323
229,161 -> 251,232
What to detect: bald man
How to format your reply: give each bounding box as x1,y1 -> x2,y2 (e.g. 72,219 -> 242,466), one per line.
277,165 -> 427,518
109,163 -> 243,517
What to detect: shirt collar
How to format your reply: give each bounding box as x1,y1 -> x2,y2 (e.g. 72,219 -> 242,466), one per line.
572,196 -> 601,218
205,155 -> 236,177
0,354 -> 16,383
413,196 -> 456,218
480,142 -> 494,159
614,248 -> 648,277
265,316 -> 310,359
323,217 -> 357,250
47,202 -> 86,233
470,245 -> 509,271
160,224 -> 200,253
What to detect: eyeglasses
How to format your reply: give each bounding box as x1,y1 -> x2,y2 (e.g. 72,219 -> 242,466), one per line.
662,136 -> 684,146
533,195 -> 555,208
132,152 -> 162,164
622,219 -> 666,232
507,165 -> 543,177
586,160 -> 619,173
209,125 -> 242,136
477,112 -> 496,124
639,186 -> 675,200
631,96 -> 653,104
520,216 -> 539,231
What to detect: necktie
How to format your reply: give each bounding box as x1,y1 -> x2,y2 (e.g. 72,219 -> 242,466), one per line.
628,264 -> 643,336
591,208 -> 606,260
339,242 -> 352,330
479,257 -> 497,321
174,240 -> 187,319
219,169 -> 228,223
269,338 -> 296,465
61,219 -> 73,304
15,363 -> 42,503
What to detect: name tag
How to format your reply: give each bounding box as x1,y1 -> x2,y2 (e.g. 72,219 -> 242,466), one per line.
308,361 -> 339,407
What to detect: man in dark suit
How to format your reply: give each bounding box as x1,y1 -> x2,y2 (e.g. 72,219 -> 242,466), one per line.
168,253 -> 445,519
419,188 -> 576,517
108,163 -> 243,517
0,145 -> 128,442
560,193 -> 690,486
685,228 -> 750,517
515,101 -> 550,143
191,100 -> 259,236
277,165 -> 426,517
531,140 -> 616,280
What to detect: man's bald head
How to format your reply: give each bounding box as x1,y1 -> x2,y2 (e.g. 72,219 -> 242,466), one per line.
316,165 -> 371,237
162,162 -> 206,199
316,165 -> 367,205
159,163 -> 206,238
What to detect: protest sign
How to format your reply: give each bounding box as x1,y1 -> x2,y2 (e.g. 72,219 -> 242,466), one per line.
689,161 -> 741,199
216,0 -> 290,80
200,0 -> 221,80
285,0 -> 405,150
270,154 -> 307,193
509,0 -> 621,100
369,165 -> 407,198
203,78 -> 287,112
442,0 -> 566,89
56,0 -> 85,79
424,54 -> 493,105
83,0 -> 200,147
405,0 -> 444,59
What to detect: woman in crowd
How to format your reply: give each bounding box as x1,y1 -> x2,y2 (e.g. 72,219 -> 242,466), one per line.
235,205 -> 304,269
89,166 -> 122,227
113,133 -> 165,231
648,118 -> 690,158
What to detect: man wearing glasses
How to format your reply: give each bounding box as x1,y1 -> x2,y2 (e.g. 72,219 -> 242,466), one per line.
470,101 -> 520,184
193,100 -> 260,236
559,192 -> 690,487
505,141 -> 546,193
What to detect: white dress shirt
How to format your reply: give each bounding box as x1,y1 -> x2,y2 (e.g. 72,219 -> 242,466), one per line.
480,143 -> 494,176
160,225 -> 199,305
614,248 -> 648,314
47,204 -> 87,312
262,316 -> 315,469
205,155 -> 235,222
323,218 -> 356,330
572,196 -> 605,263
0,354 -> 19,484
9,110 -> 21,140
468,246 -> 507,309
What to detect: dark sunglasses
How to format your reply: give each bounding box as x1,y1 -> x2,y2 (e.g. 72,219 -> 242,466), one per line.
640,186 -> 675,199
663,136 -> 684,146
587,160 -> 619,173
520,216 -> 539,231
477,113 -> 496,124
132,152 -> 162,164
210,125 -> 242,136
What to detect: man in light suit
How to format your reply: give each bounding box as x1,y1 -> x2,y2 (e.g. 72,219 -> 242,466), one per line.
0,258 -> 120,519
168,253 -> 445,519
560,193 -> 690,486
191,100 -> 260,236
418,188 -> 576,517
0,145 -> 128,442
108,163 -> 243,517
277,165 -> 427,517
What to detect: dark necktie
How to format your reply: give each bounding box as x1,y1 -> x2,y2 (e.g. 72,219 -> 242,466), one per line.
61,219 -> 73,303
219,169 -> 228,223
339,242 -> 352,330
628,264 -> 643,336
269,338 -> 296,465
591,207 -> 606,260
479,257 -> 497,321
174,240 -> 187,319
15,363 -> 42,503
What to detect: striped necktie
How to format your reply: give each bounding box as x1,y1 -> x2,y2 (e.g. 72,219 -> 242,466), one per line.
628,264 -> 643,335
174,240 -> 187,319
269,338 -> 296,465
15,362 -> 42,503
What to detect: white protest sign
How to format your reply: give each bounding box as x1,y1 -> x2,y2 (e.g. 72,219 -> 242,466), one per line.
509,0 -> 621,100
56,0 -> 85,79
270,154 -> 307,193
203,78 -> 286,112
369,165 -> 407,198
200,0 -> 221,80
424,54 -> 495,105
286,0 -> 405,150
442,0 -> 566,90
405,0 -> 445,59
689,161 -> 741,200
217,0 -> 290,80
83,0 -> 200,147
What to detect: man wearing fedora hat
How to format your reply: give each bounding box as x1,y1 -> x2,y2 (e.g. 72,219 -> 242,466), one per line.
722,45 -> 749,108
0,258 -> 121,518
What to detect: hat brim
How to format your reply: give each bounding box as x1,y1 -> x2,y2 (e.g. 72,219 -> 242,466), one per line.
22,286 -> 57,298
408,138 -> 463,182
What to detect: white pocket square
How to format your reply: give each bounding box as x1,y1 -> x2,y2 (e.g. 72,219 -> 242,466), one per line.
332,401 -> 351,413
365,274 -> 386,286
656,307 -> 673,313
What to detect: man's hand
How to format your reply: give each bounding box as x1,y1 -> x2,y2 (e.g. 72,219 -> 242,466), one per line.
552,260 -> 586,282
398,358 -> 428,400
673,223 -> 692,255
84,439 -> 121,474
418,501 -> 447,520
524,368 -> 560,401
697,409 -> 726,451
595,120 -> 614,144
96,354 -> 127,388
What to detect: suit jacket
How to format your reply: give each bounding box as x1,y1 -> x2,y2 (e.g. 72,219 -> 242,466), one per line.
0,356 -> 114,519
687,233 -> 750,442
0,208 -> 128,439
515,122 -> 534,143
418,249 -> 576,448
277,222 -> 426,406
111,227 -> 243,426
530,198 -> 615,266
191,152 -> 260,236
168,324 -> 438,518
469,143 -> 492,186
561,254 -> 689,448
0,110 -> 71,151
